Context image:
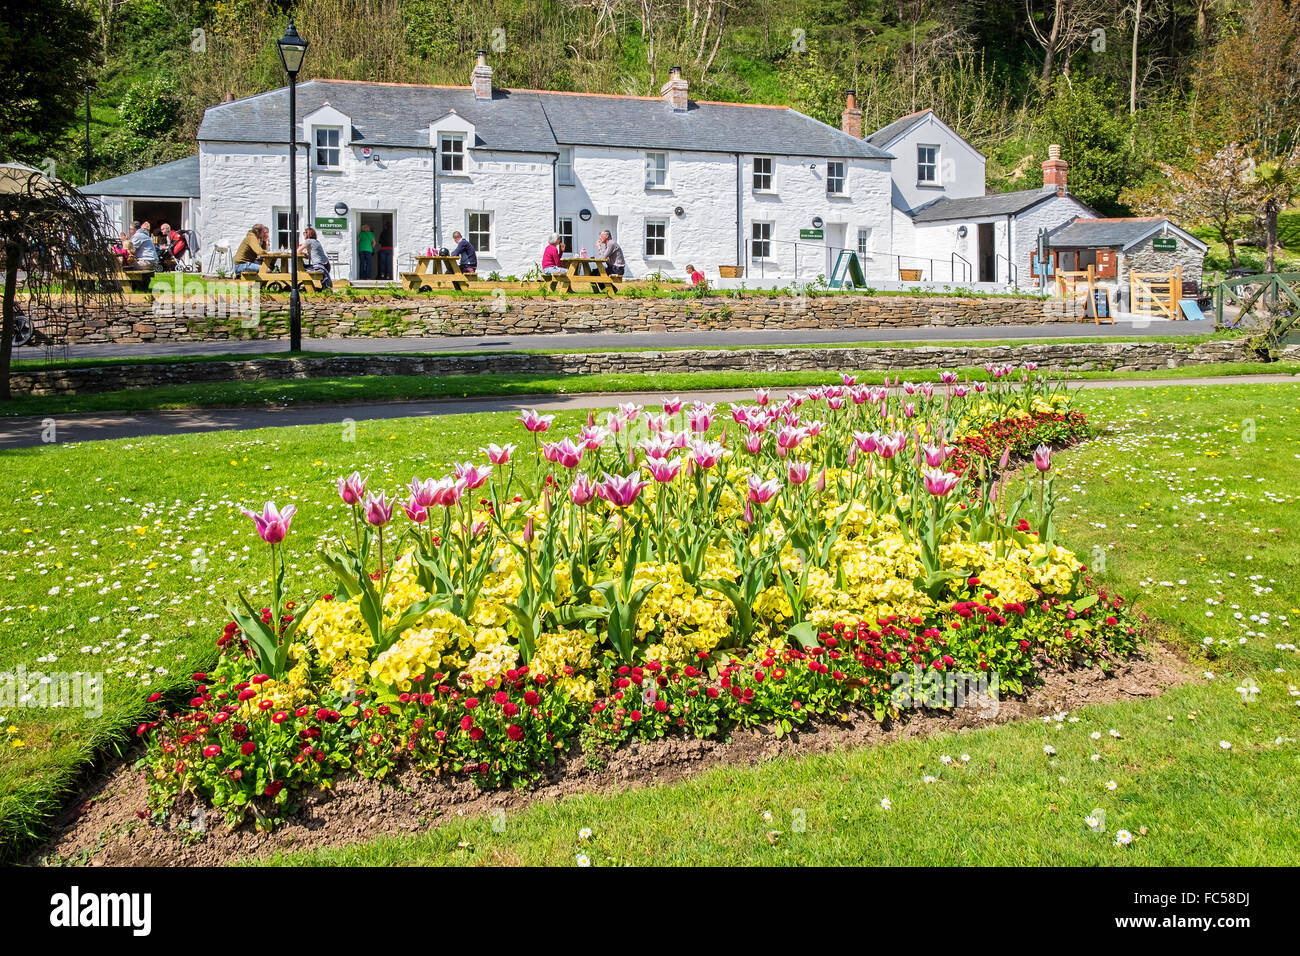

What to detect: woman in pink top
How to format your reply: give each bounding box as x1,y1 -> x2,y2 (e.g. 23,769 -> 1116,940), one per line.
541,233 -> 566,275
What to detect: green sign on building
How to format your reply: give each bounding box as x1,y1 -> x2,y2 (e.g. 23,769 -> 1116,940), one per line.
315,216 -> 348,235
799,228 -> 824,241
1152,236 -> 1177,252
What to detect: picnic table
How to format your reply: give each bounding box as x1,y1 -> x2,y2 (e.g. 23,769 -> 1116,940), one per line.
257,250 -> 321,292
57,255 -> 154,292
562,256 -> 620,295
401,255 -> 472,292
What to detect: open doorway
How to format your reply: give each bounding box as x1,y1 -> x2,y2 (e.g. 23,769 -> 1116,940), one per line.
130,200 -> 183,231
978,222 -> 996,282
354,211 -> 395,281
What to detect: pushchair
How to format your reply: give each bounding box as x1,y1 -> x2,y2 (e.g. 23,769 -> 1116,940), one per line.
162,230 -> 202,272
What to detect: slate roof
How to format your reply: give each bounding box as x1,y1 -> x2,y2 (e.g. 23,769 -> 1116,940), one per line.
1047,216 -> 1208,251
908,186 -> 1062,223
865,109 -> 932,149
80,154 -> 200,198
196,80 -> 893,160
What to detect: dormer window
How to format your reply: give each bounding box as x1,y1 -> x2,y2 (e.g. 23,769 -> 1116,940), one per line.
440,134 -> 465,173
314,127 -> 340,167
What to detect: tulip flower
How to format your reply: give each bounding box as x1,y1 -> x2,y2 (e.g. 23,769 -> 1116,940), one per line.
428,476 -> 467,508
579,425 -> 608,451
646,456 -> 683,483
336,472 -> 368,506
687,405 -> 715,433
407,476 -> 438,509
639,436 -> 675,461
662,397 -> 683,415
754,387 -> 771,406
939,371 -> 958,385
543,439 -> 583,469
840,373 -> 857,385
690,440 -> 725,470
617,402 -> 644,424
851,430 -> 879,454
569,472 -> 598,507
454,461 -> 493,490
402,499 -> 429,524
1034,444 -> 1053,472
747,473 -> 781,504
787,461 -> 811,485
876,432 -> 908,460
597,472 -> 649,508
605,412 -> 625,435
923,442 -> 951,468
482,443 -> 517,465
364,492 -> 394,527
240,502 -> 296,545
920,383 -> 935,400
517,409 -> 555,433
922,467 -> 960,497
744,433 -> 764,455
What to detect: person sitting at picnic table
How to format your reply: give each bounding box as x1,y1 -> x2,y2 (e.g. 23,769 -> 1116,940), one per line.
450,230 -> 477,274
686,264 -> 707,288
234,224 -> 269,276
596,229 -> 626,278
298,226 -> 333,291
130,221 -> 159,271
541,234 -> 566,275
112,231 -> 133,268
157,223 -> 178,270
357,224 -> 375,280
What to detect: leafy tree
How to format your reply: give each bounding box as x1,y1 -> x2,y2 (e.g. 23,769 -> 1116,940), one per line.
1123,142 -> 1255,267
1034,77 -> 1137,214
1250,148 -> 1300,273
1,166 -> 119,401
0,0 -> 99,163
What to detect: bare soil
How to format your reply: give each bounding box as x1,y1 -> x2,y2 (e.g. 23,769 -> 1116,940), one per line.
31,642 -> 1189,867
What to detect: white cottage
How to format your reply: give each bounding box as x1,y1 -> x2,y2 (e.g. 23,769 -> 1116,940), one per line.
865,111 -> 1097,286
189,53 -> 895,285
84,56 -> 1175,294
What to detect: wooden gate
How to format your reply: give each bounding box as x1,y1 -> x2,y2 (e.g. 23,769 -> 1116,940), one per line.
1129,267 -> 1183,319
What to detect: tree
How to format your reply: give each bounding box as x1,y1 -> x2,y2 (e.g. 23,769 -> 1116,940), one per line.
0,165 -> 119,401
0,0 -> 99,163
1250,147 -> 1299,273
1124,142 -> 1255,267
1025,0 -> 1110,83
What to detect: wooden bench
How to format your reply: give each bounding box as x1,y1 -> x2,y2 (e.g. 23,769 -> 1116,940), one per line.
564,256 -> 620,295
57,260 -> 155,292
257,251 -> 321,292
402,255 -> 471,292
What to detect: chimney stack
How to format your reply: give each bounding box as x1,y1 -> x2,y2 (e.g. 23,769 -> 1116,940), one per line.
1042,144 -> 1068,196
661,66 -> 688,112
472,50 -> 493,101
840,90 -> 863,139
224,92 -> 235,103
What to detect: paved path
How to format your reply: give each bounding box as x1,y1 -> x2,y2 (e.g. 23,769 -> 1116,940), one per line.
14,319 -> 1215,361
2,374 -> 1295,449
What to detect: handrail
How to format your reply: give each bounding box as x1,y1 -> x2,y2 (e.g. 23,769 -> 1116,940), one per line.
951,252 -> 973,284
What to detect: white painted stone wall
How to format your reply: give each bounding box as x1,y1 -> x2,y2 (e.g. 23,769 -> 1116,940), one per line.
1010,193 -> 1095,284
200,136 -> 893,285
906,217 -> 1012,284
878,114 -> 986,214
201,141 -> 438,280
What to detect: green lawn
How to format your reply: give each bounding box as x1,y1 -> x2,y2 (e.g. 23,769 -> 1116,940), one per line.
2,381 -> 1298,864
5,360 -> 1297,420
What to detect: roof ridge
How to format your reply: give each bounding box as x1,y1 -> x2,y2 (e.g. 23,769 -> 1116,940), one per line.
306,78 -> 793,109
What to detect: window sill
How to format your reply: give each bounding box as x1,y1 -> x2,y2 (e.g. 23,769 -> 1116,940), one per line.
313,166 -> 343,173
915,182 -> 943,189
644,185 -> 672,192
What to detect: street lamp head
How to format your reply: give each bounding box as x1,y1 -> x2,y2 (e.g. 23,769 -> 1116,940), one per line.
277,18 -> 308,76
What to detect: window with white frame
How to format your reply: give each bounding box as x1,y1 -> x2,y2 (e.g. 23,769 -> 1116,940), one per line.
314,127 -> 340,168
753,157 -> 774,191
557,147 -> 574,185
440,134 -> 465,173
917,145 -> 939,184
856,227 -> 873,259
558,217 -> 574,254
826,161 -> 846,195
750,221 -> 772,259
645,151 -> 668,188
644,219 -> 667,257
467,211 -> 491,253
273,208 -> 301,250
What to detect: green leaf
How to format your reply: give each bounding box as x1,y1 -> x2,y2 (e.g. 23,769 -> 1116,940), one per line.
786,620 -> 822,650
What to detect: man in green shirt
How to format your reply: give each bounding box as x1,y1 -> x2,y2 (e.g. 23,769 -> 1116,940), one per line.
357,224 -> 375,280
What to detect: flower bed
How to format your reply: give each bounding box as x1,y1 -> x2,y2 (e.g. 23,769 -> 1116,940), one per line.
139,365 -> 1140,829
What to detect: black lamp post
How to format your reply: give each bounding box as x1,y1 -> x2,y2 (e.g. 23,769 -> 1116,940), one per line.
277,18 -> 308,351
